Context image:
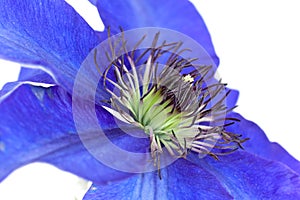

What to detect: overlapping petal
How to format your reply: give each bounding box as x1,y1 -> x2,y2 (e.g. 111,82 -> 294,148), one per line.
84,151 -> 300,199
95,0 -> 219,66
0,0 -> 100,92
226,112 -> 300,174
18,68 -> 56,85
193,151 -> 300,199
83,158 -> 233,200
0,84 -> 150,184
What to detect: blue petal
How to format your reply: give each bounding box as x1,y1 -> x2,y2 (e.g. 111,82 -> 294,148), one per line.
83,159 -> 233,200
95,0 -> 219,66
18,68 -> 55,84
0,84 -> 150,184
0,0 -> 100,93
226,112 -> 300,174
191,151 -> 300,199
226,88 -> 239,109
83,153 -> 300,199
88,0 -> 97,6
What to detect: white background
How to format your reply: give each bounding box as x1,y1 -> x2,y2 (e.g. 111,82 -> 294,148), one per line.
0,0 -> 299,199
193,0 -> 300,161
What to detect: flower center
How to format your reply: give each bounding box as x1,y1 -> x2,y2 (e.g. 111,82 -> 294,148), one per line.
97,31 -> 248,173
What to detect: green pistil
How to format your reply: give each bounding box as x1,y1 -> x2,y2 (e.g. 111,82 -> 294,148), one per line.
125,85 -> 186,158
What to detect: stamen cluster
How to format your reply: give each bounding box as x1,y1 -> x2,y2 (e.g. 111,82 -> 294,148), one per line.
97,32 -> 248,170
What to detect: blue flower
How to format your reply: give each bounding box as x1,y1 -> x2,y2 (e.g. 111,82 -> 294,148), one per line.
0,0 -> 300,199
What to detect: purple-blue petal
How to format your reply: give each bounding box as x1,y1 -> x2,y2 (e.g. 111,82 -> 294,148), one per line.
88,0 -> 97,6
83,151 -> 300,199
191,151 -> 300,199
83,158 -> 233,200
95,0 -> 219,66
226,112 -> 300,174
0,84 -> 150,184
226,88 -> 239,109
18,68 -> 56,84
0,0 -> 100,93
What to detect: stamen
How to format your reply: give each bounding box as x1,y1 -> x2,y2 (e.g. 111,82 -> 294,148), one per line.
97,30 -> 248,177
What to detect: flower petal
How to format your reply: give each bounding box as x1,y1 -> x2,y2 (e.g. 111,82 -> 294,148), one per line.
0,0 -> 100,92
18,68 -> 56,84
226,88 -> 239,109
226,112 -> 300,174
0,84 -> 150,184
88,0 -> 97,6
83,159 -> 233,200
95,0 -> 219,66
191,151 -> 300,199
84,152 -> 300,199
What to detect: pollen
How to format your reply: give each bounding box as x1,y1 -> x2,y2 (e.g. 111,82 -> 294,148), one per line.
97,31 -> 248,173
182,74 -> 194,83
